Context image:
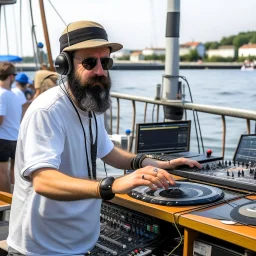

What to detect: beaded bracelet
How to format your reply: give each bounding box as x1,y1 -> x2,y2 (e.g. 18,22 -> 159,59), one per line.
130,153 -> 148,170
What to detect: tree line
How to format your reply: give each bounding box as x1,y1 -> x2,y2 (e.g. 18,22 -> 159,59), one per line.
204,31 -> 256,50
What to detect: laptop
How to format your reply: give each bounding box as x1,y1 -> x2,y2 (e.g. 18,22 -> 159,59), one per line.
134,121 -> 222,163
233,134 -> 256,165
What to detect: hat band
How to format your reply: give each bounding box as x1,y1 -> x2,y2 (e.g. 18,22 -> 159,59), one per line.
59,27 -> 108,52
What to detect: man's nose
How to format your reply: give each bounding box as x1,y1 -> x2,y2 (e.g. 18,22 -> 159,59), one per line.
93,59 -> 104,76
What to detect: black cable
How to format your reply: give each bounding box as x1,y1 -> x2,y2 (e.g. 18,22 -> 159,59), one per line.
180,76 -> 200,153
103,162 -> 107,177
182,76 -> 205,154
167,216 -> 183,256
162,75 -> 204,154
59,77 -> 94,179
59,77 -> 109,179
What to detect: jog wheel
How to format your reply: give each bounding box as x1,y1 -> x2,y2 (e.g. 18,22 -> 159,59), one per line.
230,202 -> 256,226
129,181 -> 224,206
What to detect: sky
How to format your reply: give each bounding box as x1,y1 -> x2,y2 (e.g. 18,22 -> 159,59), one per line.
1,0 -> 256,58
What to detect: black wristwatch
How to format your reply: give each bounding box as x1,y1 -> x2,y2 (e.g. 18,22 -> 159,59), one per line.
99,177 -> 115,200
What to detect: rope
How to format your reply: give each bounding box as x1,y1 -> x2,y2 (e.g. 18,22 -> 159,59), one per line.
47,0 -> 67,26
28,0 -> 39,69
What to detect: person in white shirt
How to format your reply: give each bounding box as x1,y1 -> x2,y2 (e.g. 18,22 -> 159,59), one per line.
7,20 -> 201,255
0,62 -> 22,192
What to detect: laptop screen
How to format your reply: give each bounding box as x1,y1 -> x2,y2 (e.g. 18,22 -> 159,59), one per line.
233,134 -> 256,164
135,121 -> 191,154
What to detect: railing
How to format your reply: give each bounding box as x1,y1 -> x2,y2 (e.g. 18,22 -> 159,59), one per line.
107,92 -> 256,158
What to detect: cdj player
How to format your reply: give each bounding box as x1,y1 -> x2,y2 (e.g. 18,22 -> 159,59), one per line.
168,134 -> 256,192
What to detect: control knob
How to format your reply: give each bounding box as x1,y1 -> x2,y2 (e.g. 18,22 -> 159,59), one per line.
206,149 -> 212,157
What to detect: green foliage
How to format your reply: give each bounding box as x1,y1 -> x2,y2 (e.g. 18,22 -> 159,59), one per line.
220,36 -> 235,45
204,56 -> 234,62
232,35 -> 250,48
238,55 -> 256,62
204,42 -> 219,50
144,54 -> 165,61
250,34 -> 256,43
180,49 -> 200,62
116,55 -> 130,61
216,31 -> 256,48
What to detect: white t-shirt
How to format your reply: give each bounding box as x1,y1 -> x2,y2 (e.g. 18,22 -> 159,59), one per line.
0,87 -> 22,140
12,87 -> 27,106
7,86 -> 114,255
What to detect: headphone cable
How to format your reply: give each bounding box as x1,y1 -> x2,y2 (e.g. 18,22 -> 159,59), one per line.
59,77 -> 96,179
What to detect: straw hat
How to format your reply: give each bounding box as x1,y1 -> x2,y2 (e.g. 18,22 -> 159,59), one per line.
59,20 -> 123,53
34,70 -> 59,90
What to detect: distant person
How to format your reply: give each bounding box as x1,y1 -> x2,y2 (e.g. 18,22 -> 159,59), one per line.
7,20 -> 201,255
197,58 -> 203,64
12,72 -> 29,104
0,62 -> 23,192
32,70 -> 59,99
24,80 -> 35,100
12,72 -> 32,118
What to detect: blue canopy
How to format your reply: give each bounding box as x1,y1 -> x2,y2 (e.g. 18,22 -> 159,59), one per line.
0,0 -> 16,5
0,55 -> 23,62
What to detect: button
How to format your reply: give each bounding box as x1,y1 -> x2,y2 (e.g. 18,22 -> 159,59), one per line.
206,149 -> 212,157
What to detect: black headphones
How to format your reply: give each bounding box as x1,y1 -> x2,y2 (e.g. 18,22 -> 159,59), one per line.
55,51 -> 73,76
54,23 -> 73,76
55,22 -> 111,76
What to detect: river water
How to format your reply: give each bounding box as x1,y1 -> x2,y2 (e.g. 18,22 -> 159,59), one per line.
109,69 -> 256,157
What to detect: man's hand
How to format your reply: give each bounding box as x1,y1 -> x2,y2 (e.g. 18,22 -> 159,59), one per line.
167,157 -> 202,169
112,166 -> 175,194
153,157 -> 202,170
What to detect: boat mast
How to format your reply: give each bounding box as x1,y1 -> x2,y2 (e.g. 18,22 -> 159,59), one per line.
38,0 -> 54,71
162,0 -> 183,120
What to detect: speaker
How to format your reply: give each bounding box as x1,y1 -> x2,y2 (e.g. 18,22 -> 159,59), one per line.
54,51 -> 72,76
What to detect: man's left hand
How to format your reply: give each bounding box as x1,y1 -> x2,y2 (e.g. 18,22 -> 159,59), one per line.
159,157 -> 202,170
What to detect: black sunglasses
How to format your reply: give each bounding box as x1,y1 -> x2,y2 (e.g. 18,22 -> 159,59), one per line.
75,57 -> 113,70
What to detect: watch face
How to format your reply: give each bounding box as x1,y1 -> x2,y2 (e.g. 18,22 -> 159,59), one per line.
100,177 -> 115,200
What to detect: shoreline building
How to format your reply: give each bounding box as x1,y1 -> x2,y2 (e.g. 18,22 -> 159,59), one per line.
238,44 -> 256,58
207,46 -> 235,58
179,42 -> 205,58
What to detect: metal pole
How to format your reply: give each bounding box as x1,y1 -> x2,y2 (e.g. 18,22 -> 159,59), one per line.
39,0 -> 54,71
162,0 -> 183,120
3,6 -> 9,55
0,6 -> 2,52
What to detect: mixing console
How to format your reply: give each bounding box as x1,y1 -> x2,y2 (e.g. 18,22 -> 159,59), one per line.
170,160 -> 256,192
87,201 -> 160,255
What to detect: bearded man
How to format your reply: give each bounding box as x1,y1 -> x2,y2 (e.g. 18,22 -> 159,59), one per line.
7,21 -> 201,255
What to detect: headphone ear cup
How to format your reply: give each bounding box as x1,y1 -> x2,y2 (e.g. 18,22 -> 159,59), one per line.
54,52 -> 72,75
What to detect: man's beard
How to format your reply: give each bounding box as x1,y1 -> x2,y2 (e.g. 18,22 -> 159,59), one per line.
67,70 -> 111,113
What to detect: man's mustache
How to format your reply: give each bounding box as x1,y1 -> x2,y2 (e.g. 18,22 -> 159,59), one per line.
80,75 -> 111,88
